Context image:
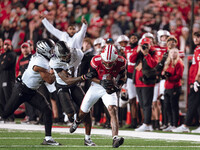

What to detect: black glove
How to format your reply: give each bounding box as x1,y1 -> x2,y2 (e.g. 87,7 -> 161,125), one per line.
100,79 -> 114,89
81,71 -> 97,80
16,75 -> 22,83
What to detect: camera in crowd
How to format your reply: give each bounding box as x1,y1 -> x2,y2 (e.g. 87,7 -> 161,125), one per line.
161,71 -> 172,79
141,44 -> 149,51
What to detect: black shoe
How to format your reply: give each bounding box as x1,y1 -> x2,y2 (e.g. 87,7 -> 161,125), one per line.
112,137 -> 124,148
69,121 -> 80,133
84,138 -> 96,146
41,138 -> 61,146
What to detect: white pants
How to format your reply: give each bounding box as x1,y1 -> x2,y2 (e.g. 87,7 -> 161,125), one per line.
152,79 -> 165,102
81,82 -> 117,113
126,78 -> 136,99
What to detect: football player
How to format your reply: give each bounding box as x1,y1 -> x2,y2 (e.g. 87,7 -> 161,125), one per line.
69,45 -> 126,148
0,39 -> 61,145
124,33 -> 139,128
50,41 -> 96,146
153,30 -> 170,130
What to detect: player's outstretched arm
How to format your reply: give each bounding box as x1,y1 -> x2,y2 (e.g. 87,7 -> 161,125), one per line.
33,65 -> 55,84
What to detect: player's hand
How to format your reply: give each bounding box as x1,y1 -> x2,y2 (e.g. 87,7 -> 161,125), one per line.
81,71 -> 97,80
100,80 -> 114,89
81,16 -> 87,25
194,81 -> 200,92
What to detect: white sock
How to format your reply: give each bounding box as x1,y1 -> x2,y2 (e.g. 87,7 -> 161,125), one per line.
85,135 -> 91,140
113,135 -> 118,139
45,136 -> 52,141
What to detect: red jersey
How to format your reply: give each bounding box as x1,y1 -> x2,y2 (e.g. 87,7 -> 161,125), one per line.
154,45 -> 168,62
164,59 -> 184,89
124,45 -> 137,74
188,46 -> 200,84
90,55 -> 126,80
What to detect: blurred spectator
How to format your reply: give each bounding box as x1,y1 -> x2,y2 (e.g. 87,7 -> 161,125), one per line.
0,39 -> 17,122
18,42 -> 37,124
0,38 -> 4,55
117,12 -> 133,35
78,37 -> 95,92
0,19 -> 15,41
162,48 -> 184,132
93,37 -> 105,55
100,17 -> 122,41
179,27 -> 189,54
130,37 -> 158,131
12,19 -> 27,55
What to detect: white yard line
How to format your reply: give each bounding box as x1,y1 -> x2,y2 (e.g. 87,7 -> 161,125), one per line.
1,145 -> 200,148
1,124 -> 200,142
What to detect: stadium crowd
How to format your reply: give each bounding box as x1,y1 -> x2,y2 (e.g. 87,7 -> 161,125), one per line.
0,0 -> 200,147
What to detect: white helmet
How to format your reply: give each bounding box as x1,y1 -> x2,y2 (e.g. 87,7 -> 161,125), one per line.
157,29 -> 170,46
93,37 -> 104,46
101,45 -> 118,69
36,39 -> 55,59
54,41 -> 71,63
142,32 -> 155,40
101,39 -> 106,48
116,35 -> 129,43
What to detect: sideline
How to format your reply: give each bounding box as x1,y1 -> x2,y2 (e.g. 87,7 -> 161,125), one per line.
1,124 -> 200,142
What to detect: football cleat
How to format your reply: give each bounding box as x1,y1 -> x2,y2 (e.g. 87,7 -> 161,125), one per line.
84,138 -> 96,146
112,136 -> 124,148
69,120 -> 80,133
41,138 -> 61,146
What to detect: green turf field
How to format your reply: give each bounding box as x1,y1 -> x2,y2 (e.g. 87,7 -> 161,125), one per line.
1,129 -> 200,150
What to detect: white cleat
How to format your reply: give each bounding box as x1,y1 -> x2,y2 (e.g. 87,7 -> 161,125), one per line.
191,126 -> 200,133
172,124 -> 190,133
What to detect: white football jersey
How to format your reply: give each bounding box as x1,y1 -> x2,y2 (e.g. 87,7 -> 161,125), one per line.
22,53 -> 50,90
49,48 -> 83,85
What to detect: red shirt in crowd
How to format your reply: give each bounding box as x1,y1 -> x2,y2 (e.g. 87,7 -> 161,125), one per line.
129,48 -> 158,87
164,59 -> 184,89
188,45 -> 200,85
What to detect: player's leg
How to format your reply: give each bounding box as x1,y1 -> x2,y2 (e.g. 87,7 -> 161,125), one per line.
70,82 -> 104,133
102,93 -> 124,148
127,78 -> 137,128
71,85 -> 96,146
28,91 -> 61,145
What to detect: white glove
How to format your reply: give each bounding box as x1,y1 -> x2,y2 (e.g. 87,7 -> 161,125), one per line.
194,81 -> 200,92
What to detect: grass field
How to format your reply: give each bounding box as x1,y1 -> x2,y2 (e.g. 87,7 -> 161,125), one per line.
1,127 -> 200,150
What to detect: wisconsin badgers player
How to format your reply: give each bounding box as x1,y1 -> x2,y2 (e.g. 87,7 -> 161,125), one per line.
153,30 -> 170,130
124,33 -> 139,128
70,45 -> 126,148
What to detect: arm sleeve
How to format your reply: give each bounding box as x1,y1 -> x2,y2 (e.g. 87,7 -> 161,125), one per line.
72,23 -> 87,48
42,18 -> 66,40
144,51 -> 158,68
